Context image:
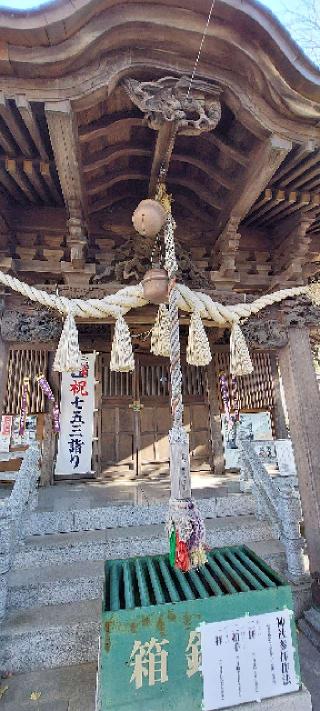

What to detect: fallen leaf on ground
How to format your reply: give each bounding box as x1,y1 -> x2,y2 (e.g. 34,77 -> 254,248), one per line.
30,691 -> 42,701
0,685 -> 8,699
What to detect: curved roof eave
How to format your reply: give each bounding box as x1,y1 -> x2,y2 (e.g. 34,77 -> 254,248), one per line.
0,0 -> 319,111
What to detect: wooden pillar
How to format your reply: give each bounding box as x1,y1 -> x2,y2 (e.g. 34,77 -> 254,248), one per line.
206,363 -> 225,476
278,327 -> 320,576
270,353 -> 288,439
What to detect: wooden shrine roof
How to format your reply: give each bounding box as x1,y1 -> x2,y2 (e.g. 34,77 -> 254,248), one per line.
0,0 -> 318,295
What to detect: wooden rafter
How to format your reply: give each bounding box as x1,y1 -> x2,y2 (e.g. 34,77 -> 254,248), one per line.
39,162 -> 62,205
87,167 -> 223,212
5,159 -> 37,203
15,96 -> 49,161
205,132 -> 249,167
0,95 -> 34,158
271,141 -> 317,186
83,142 -> 233,192
0,166 -> 25,203
78,112 -> 142,144
247,187 -> 320,227
212,134 -> 292,240
278,150 -> 320,189
23,160 -> 49,203
83,144 -> 151,174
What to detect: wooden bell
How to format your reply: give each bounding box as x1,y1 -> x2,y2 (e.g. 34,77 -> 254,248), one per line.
142,268 -> 169,304
132,199 -> 167,238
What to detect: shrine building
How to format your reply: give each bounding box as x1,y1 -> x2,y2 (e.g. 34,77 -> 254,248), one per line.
1,0 -> 320,679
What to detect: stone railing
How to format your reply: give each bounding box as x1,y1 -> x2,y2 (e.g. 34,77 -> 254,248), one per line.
239,438 -> 306,581
0,443 -> 41,620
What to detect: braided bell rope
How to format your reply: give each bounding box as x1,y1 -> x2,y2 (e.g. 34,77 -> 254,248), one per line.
0,269 -> 312,326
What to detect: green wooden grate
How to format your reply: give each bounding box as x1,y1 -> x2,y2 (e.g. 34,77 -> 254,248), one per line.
104,545 -> 284,612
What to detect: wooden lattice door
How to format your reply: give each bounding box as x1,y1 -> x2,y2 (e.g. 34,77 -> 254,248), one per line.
100,353 -> 212,477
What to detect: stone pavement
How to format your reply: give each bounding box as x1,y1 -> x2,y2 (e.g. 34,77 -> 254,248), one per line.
0,631 -> 319,711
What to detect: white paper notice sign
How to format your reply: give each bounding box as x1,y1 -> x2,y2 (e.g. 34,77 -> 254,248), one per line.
55,353 -> 95,476
0,415 -> 12,452
200,610 -> 299,710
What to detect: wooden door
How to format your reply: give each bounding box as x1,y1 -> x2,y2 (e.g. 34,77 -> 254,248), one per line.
138,355 -> 171,475
100,352 -> 213,476
100,354 -> 136,473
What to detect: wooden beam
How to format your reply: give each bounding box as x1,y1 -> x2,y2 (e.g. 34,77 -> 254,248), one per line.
212,135 -> 292,239
10,205 -> 66,232
15,96 -> 49,161
0,94 -> 34,158
149,121 -> 177,197
14,259 -> 63,274
45,100 -> 86,216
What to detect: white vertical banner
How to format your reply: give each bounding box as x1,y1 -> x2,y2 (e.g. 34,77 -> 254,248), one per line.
55,353 -> 96,476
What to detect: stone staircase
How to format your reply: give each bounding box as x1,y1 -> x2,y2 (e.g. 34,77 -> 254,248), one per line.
299,607 -> 320,651
0,490 -> 302,674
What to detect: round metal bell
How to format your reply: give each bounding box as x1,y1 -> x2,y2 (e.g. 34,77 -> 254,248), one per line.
132,199 -> 167,238
142,268 -> 169,304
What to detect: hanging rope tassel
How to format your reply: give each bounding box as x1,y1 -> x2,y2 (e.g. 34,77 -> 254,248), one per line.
230,322 -> 253,376
151,304 -> 171,357
167,498 -> 207,571
53,310 -> 82,373
110,315 -> 135,372
187,311 -> 212,366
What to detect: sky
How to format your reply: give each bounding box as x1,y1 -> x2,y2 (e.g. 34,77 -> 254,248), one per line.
0,0 -> 315,64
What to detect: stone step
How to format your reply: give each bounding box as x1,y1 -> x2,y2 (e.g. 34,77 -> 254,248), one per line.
299,608 -> 320,652
15,514 -> 279,569
0,662 -> 96,711
25,493 -> 255,536
304,606 -> 320,634
0,599 -> 101,673
299,618 -> 320,652
8,518 -> 281,611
